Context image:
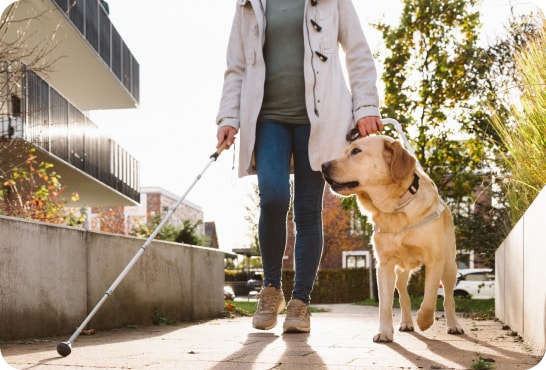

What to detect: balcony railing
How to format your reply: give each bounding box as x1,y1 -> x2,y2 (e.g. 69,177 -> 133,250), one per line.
0,68 -> 140,203
52,0 -> 140,104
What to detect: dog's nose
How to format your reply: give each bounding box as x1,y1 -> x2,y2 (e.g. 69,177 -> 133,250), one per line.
321,161 -> 330,171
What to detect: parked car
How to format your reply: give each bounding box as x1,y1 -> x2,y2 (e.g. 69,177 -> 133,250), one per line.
224,286 -> 236,301
246,272 -> 263,292
437,268 -> 495,299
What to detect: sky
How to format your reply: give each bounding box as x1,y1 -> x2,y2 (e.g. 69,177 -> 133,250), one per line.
90,0 -> 545,253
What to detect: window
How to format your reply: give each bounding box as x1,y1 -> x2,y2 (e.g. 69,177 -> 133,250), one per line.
342,251 -> 371,269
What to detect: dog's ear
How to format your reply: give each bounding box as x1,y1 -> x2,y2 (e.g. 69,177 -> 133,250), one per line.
383,140 -> 416,183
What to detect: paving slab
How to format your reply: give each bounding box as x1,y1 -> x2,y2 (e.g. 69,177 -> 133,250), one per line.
1,304 -> 544,369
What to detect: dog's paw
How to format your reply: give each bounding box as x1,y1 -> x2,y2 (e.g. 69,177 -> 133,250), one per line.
416,309 -> 434,331
399,322 -> 414,332
373,330 -> 393,343
447,325 -> 465,335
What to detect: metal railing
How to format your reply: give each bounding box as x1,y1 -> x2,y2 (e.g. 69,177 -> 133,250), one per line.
0,68 -> 140,203
52,0 -> 140,104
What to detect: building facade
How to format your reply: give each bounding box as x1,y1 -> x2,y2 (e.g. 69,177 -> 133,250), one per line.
1,0 -> 140,208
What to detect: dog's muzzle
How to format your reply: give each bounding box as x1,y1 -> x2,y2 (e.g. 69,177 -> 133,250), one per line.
321,161 -> 359,191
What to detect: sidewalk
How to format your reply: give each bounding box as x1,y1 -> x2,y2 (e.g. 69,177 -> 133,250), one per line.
1,304 -> 543,369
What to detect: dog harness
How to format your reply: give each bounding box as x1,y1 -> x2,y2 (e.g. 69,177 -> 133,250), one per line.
374,203 -> 445,234
374,172 -> 446,234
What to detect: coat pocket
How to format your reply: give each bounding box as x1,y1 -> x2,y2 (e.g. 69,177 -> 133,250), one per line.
315,9 -> 337,53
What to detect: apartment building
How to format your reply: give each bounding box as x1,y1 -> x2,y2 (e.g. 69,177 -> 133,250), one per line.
1,0 -> 140,207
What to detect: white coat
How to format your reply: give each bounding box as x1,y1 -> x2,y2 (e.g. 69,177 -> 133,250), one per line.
216,0 -> 381,177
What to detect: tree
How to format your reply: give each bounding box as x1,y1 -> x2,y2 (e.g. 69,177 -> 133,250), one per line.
0,144 -> 79,223
174,219 -> 207,246
369,0 -> 541,266
321,191 -> 372,269
375,0 -> 488,202
131,215 -> 207,246
1,1 -> 59,129
243,182 -> 260,253
1,2 -> 73,224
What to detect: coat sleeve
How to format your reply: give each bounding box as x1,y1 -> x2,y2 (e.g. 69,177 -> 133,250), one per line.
337,0 -> 381,122
216,2 -> 246,130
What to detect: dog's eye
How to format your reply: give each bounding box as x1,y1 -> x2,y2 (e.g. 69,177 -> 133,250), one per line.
350,148 -> 361,156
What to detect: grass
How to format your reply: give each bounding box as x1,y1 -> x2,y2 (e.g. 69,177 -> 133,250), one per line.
470,356 -> 496,370
489,24 -> 546,223
224,297 -> 495,318
356,296 -> 496,320
223,300 -> 327,317
224,296 -> 495,320
224,301 -> 258,317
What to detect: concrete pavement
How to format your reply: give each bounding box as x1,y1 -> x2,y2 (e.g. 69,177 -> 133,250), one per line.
1,304 -> 544,369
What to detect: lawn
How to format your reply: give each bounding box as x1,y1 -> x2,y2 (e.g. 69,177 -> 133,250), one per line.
224,297 -> 496,320
356,296 -> 496,320
223,300 -> 327,317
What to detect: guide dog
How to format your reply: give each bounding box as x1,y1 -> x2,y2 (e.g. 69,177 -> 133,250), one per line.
322,135 -> 464,342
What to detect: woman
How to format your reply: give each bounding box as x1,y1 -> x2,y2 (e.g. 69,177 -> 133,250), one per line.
216,0 -> 382,333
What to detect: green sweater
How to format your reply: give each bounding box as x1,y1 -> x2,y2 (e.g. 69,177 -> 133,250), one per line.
258,0 -> 309,125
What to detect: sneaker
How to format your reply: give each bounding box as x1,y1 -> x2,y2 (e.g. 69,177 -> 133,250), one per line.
252,285 -> 286,330
283,298 -> 311,333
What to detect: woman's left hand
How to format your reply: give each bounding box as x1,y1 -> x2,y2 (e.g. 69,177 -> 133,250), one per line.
356,116 -> 383,137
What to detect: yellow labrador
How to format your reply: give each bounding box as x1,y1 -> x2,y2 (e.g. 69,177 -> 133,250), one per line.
322,135 -> 464,342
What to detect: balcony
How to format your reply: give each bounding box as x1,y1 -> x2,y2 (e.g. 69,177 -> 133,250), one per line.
1,0 -> 139,110
1,68 -> 139,206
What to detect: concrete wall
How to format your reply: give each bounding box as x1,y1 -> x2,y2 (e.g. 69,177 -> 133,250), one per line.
0,215 -> 225,340
496,186 -> 546,354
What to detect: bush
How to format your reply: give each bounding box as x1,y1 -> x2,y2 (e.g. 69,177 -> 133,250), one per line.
225,267 -> 428,304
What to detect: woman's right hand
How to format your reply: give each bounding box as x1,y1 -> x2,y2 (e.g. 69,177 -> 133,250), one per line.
217,125 -> 238,149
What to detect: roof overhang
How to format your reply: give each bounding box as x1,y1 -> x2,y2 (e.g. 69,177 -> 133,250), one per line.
1,0 -> 138,110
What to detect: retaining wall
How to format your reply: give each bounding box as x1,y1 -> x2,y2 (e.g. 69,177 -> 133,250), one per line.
495,186 -> 546,354
0,215 -> 225,340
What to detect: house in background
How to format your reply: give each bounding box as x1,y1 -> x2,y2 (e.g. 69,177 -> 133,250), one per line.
282,183 -> 489,271
89,186 -> 220,250
282,186 -> 372,271
1,0 -> 140,208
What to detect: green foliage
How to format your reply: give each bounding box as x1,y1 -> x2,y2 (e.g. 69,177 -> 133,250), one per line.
133,215 -> 206,246
224,300 -> 327,317
286,268 -> 371,304
224,301 -> 257,318
490,24 -> 546,223
152,307 -> 175,326
375,0 -> 488,199
357,297 -> 495,319
0,144 -> 79,224
225,270 -> 251,282
470,356 -> 495,370
174,219 -> 205,245
370,0 -> 542,264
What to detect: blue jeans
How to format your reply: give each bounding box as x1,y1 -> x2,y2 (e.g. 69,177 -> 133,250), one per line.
254,121 -> 325,305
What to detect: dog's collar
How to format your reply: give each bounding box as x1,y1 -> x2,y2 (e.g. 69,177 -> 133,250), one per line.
395,173 -> 420,211
374,202 -> 446,234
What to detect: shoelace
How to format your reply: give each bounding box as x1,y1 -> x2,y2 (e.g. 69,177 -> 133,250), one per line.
257,291 -> 279,313
286,304 -> 308,318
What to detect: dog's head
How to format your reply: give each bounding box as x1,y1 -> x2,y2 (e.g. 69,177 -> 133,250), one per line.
321,135 -> 417,197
